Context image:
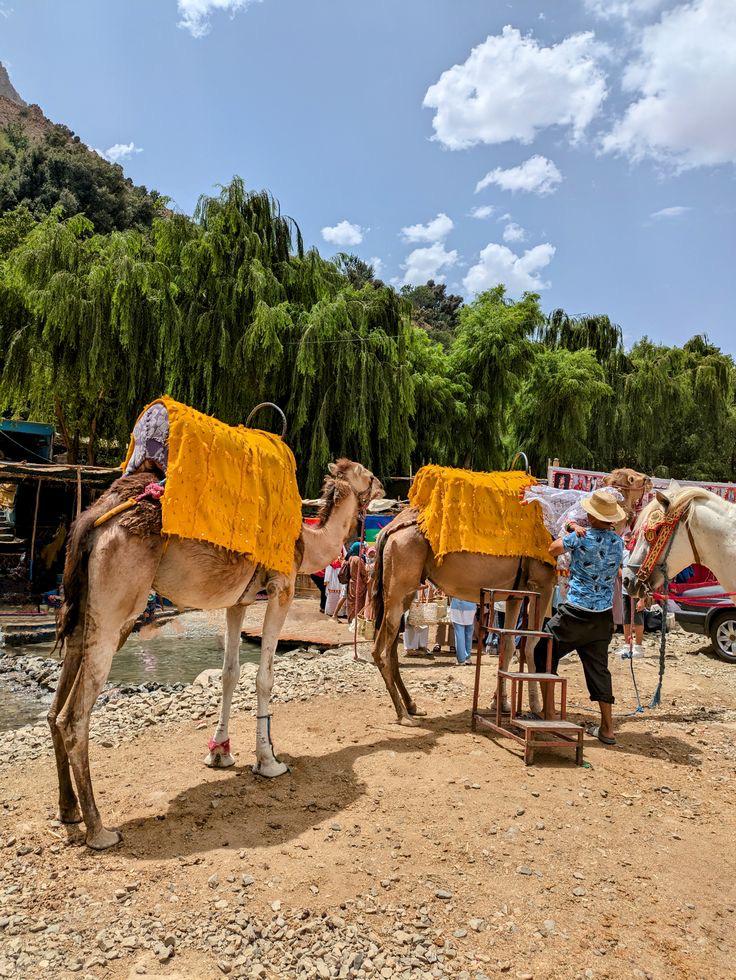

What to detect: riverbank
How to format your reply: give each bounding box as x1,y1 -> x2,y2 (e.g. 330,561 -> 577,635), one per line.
0,630 -> 735,978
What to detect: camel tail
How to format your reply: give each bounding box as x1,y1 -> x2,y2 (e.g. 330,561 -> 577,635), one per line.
55,508 -> 99,649
372,529 -> 388,630
54,470 -> 154,650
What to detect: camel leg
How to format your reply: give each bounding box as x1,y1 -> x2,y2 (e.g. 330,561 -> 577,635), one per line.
523,565 -> 555,717
57,533 -> 160,850
492,596 -> 522,715
252,578 -> 293,778
372,595 -> 417,725
47,626 -> 84,823
204,605 -> 246,768
390,630 -> 427,719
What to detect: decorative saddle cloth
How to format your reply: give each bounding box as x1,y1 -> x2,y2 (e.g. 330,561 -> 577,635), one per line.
122,396 -> 302,576
409,464 -> 554,566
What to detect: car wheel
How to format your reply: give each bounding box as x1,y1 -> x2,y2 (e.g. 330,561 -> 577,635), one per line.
708,611 -> 736,663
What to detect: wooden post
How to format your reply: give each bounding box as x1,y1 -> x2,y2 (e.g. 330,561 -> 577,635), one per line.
76,466 -> 82,518
29,479 -> 42,582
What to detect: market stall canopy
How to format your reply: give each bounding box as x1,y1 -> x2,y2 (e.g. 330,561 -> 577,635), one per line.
0,460 -> 120,486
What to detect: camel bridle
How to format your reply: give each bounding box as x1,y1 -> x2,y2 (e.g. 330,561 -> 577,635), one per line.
356,475 -> 377,516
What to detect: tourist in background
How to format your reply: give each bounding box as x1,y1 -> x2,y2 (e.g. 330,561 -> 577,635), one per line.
449,597 -> 477,665
310,567 -> 327,614
324,555 -> 345,618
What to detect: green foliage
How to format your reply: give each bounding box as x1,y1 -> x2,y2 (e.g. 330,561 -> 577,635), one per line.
0,121 -> 163,233
333,252 -> 381,289
512,347 -> 612,473
1,161 -> 734,489
448,287 -> 542,469
401,279 -> 463,348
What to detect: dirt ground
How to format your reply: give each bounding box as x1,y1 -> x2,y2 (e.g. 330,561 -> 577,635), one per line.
1,629 -> 735,979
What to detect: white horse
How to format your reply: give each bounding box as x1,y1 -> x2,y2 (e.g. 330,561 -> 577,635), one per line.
623,486 -> 736,600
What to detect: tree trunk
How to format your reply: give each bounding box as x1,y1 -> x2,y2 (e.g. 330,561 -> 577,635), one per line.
54,398 -> 75,464
87,388 -> 105,466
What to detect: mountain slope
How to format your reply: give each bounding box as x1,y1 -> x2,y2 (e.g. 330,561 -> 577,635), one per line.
0,63 -> 25,106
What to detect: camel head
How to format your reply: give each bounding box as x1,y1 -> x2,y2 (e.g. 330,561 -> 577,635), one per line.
601,468 -> 653,522
317,459 -> 384,526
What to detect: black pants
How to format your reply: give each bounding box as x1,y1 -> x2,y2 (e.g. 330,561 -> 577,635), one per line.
310,574 -> 327,613
534,603 -> 615,704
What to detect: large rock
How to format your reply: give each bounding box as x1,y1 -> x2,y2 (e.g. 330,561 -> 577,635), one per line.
192,668 -> 221,688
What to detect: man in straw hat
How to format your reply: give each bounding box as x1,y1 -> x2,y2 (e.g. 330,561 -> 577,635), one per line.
534,489 -> 626,746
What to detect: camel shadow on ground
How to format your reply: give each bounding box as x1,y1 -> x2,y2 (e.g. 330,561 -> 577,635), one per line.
113,710 -> 470,860
105,706 -> 700,859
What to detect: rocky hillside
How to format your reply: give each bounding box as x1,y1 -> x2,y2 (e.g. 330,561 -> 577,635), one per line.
0,61 -> 161,232
0,62 -> 24,105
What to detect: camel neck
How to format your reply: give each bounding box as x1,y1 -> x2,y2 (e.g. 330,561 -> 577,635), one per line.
300,493 -> 359,574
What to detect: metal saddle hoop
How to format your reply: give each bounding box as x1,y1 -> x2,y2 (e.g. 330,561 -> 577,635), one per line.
246,402 -> 288,439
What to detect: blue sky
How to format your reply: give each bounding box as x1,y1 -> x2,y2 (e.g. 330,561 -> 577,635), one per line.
2,0 -> 734,351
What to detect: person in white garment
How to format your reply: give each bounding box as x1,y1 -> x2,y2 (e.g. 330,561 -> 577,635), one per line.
324,556 -> 345,617
403,586 -> 430,657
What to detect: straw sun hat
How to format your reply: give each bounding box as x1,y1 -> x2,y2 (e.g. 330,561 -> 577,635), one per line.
581,489 -> 627,525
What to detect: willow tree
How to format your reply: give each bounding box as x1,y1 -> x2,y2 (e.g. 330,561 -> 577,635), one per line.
290,285 -> 416,494
448,286 -> 541,470
0,208 -> 177,462
539,309 -> 630,469
512,347 -> 612,473
622,336 -> 736,480
155,177 -> 428,493
156,178 -> 351,430
406,326 -> 467,469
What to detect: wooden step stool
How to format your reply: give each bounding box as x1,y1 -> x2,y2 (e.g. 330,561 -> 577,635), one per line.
471,588 -> 584,766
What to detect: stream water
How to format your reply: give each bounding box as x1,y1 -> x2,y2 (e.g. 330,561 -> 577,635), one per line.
0,616 -> 264,732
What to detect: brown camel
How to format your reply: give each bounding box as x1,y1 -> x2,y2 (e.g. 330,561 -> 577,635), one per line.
370,508 -> 557,725
50,459 -> 381,850
601,467 -> 652,520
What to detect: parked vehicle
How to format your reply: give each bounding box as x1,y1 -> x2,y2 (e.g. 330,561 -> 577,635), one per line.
671,580 -> 736,664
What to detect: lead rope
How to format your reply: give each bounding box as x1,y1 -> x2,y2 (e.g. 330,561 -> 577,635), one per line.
649,571 -> 668,709
624,594 -> 645,714
353,492 -> 369,662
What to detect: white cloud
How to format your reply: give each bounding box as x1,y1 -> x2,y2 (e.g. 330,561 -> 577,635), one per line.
603,0 -> 736,168
369,256 -> 384,276
423,26 -> 608,150
463,242 -> 555,296
469,205 -> 495,220
650,205 -> 691,219
177,0 -> 259,38
95,142 -> 143,164
584,0 -> 665,20
400,212 -> 454,243
476,155 -> 563,196
321,220 -> 364,247
502,222 -> 527,243
401,242 -> 459,286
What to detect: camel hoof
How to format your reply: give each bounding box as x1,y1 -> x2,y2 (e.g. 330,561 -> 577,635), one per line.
57,806 -> 83,825
397,716 -> 420,727
204,750 -> 235,769
408,705 -> 427,717
86,827 -> 122,851
252,759 -> 289,779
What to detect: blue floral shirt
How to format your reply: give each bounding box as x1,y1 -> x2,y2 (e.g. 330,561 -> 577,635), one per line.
563,528 -> 624,612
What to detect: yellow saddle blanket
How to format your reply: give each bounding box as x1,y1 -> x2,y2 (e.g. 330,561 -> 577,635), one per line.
409,465 -> 553,566
122,397 -> 302,576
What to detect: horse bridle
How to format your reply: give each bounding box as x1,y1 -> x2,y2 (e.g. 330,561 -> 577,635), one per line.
631,499 -> 701,587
